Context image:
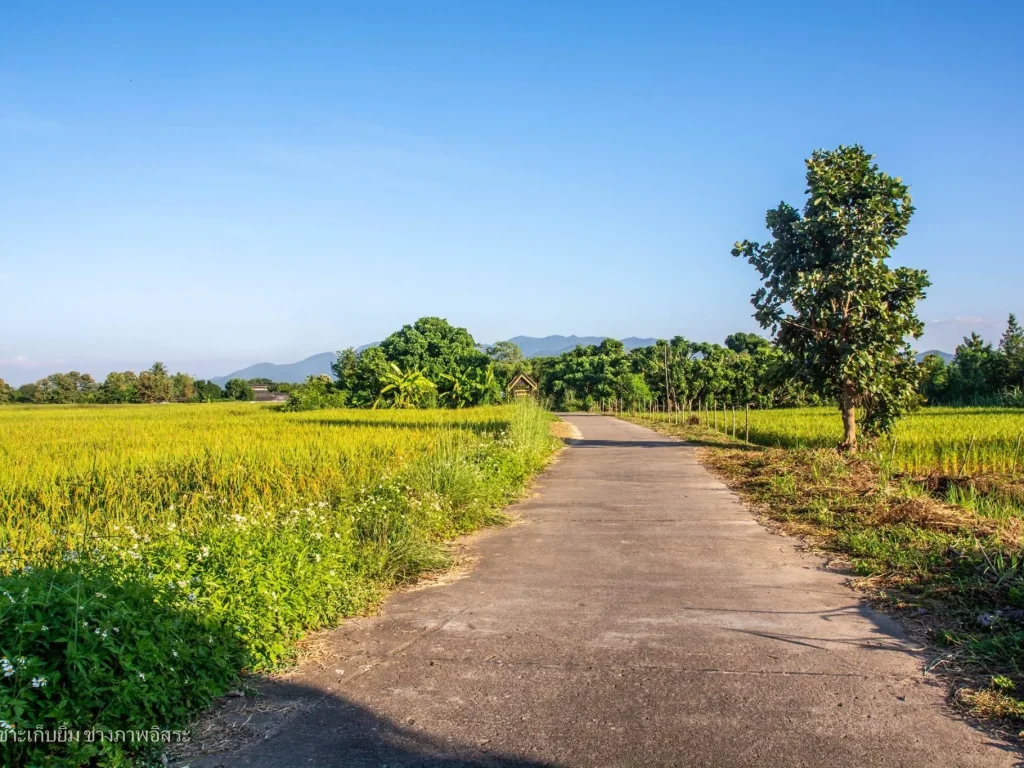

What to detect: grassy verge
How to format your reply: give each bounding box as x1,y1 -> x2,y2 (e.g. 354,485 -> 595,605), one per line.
621,413 -> 1024,734
0,402 -> 558,767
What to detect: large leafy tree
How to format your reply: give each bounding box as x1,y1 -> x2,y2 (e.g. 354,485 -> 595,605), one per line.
171,372 -> 196,402
33,372 -> 97,404
540,339 -> 633,410
945,333 -> 999,404
333,346 -> 393,407
733,145 -> 929,451
334,319 -> 503,409
0,377 -> 13,404
137,362 -> 173,403
15,383 -> 38,403
194,379 -> 224,402
99,371 -> 140,403
486,341 -> 524,364
918,353 -> 950,404
724,332 -> 770,355
999,314 -> 1024,390
224,378 -> 254,401
486,341 -> 529,390
379,317 -> 486,384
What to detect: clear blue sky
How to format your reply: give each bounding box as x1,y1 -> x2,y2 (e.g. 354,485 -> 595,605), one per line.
2,1 -> 1022,385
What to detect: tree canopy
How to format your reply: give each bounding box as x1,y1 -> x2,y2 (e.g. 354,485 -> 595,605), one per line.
732,145 -> 929,450
378,317 -> 486,384
919,315 -> 1024,405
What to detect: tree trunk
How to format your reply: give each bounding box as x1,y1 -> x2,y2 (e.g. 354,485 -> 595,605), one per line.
840,381 -> 857,453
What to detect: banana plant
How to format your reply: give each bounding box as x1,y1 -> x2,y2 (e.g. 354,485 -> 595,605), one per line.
439,371 -> 472,408
374,363 -> 436,409
439,364 -> 501,408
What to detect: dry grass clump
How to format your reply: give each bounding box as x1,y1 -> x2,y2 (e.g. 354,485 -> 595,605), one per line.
549,418 -> 583,441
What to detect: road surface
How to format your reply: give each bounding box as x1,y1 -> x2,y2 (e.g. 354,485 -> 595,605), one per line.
188,414 -> 1015,767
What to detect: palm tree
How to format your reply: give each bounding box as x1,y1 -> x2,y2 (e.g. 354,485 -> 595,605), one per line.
375,363 -> 436,409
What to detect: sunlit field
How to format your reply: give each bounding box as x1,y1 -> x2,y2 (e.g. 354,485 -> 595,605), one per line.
643,406 -> 1024,476
0,401 -> 556,766
0,402 -> 552,558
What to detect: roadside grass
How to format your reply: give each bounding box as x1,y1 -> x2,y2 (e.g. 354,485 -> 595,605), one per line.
0,401 -> 559,767
621,412 -> 1024,733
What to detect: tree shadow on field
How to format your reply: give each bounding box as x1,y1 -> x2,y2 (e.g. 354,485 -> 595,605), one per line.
174,679 -> 561,768
309,418 -> 504,434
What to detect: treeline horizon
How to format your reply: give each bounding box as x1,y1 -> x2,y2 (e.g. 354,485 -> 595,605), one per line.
3,314 -> 1022,410
0,364 -> 295,405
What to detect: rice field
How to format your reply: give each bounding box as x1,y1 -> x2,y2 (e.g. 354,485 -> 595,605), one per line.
0,401 -> 557,766
645,406 -> 1024,476
0,402 -> 550,561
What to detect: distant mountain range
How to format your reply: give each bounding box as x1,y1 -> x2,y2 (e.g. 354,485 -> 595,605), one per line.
211,339 -> 954,385
210,352 -> 337,387
211,336 -> 659,385
209,344 -> 376,386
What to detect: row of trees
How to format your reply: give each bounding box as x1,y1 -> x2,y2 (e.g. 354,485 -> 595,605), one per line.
288,318 -> 821,414
531,321 -> 1024,414
920,316 -> 1024,405
0,364 -> 289,405
531,334 -> 821,413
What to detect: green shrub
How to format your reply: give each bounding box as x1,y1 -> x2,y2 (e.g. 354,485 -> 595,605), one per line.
281,375 -> 348,411
0,568 -> 243,766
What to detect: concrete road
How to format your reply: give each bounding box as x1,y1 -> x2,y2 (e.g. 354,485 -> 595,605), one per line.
191,414 -> 1016,767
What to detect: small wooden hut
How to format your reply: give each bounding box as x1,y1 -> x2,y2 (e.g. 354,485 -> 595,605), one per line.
506,373 -> 539,399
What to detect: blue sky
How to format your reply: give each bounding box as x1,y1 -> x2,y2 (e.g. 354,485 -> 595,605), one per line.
1,1 -> 1022,385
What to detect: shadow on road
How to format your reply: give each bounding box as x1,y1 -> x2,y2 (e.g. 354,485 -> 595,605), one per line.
178,679 -> 562,768
567,437 -> 761,452
568,438 -> 685,448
